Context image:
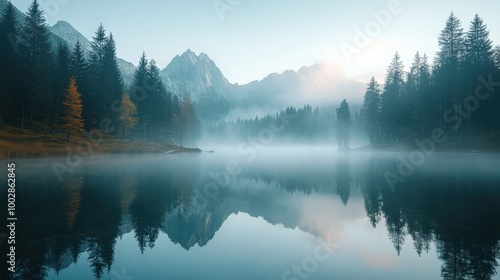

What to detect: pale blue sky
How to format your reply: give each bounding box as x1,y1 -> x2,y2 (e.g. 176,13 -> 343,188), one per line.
12,0 -> 500,84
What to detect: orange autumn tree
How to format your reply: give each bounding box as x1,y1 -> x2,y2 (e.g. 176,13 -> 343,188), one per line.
119,92 -> 138,138
62,77 -> 84,141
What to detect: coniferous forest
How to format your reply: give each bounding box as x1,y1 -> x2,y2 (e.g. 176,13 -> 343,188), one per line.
0,0 -> 199,156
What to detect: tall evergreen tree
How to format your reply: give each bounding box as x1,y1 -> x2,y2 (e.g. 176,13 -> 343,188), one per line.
86,24 -> 108,128
70,41 -> 88,85
179,91 -> 199,146
361,77 -> 381,144
465,15 -> 494,73
54,44 -> 71,123
132,53 -> 172,140
381,52 -> 405,143
336,99 -> 351,149
89,24 -> 107,70
437,13 -> 465,68
403,52 -> 422,129
417,54 -> 433,132
494,46 -> 500,70
132,52 -> 150,136
19,0 -> 55,127
434,13 -> 465,128
463,15 -> 495,130
100,33 -> 123,130
0,2 -> 19,127
69,41 -> 91,128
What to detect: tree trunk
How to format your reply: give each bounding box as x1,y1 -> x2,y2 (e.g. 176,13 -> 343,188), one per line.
44,118 -> 48,143
30,106 -> 33,127
21,105 -> 25,131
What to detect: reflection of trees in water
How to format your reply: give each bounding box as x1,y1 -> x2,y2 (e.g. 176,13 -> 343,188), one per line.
361,155 -> 500,279
235,156 -> 353,205
8,155 -> 500,280
130,173 -> 178,253
335,156 -> 351,205
79,175 -> 122,279
8,161 -> 199,280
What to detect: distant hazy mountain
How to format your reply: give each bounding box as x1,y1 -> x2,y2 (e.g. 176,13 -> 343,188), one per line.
220,62 -> 366,121
48,20 -> 92,50
0,0 -> 24,23
160,49 -> 366,118
160,49 -> 231,99
0,0 -> 68,54
234,63 -> 365,108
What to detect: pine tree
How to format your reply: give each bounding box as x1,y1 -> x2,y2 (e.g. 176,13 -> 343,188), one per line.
100,33 -> 123,130
403,52 -> 422,128
89,24 -> 107,70
70,41 -> 88,85
119,92 -> 138,138
362,77 -> 381,144
0,2 -> 19,127
336,99 -> 351,149
62,78 -> 84,141
437,12 -> 465,69
86,24 -> 108,128
55,44 -> 71,122
465,15 -> 494,73
132,52 -> 149,135
146,59 -> 169,137
434,13 -> 465,129
70,41 -> 90,129
494,46 -> 500,70
417,54 -> 432,131
179,91 -> 199,146
381,52 -> 405,142
463,15 -> 495,130
19,0 -> 55,127
171,94 -> 180,138
132,53 -> 172,140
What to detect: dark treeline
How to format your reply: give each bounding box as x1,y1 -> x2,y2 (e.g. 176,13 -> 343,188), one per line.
361,13 -> 500,146
0,0 -> 199,145
206,105 -> 339,142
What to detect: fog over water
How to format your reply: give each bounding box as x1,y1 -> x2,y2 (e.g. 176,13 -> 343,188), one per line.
2,148 -> 500,280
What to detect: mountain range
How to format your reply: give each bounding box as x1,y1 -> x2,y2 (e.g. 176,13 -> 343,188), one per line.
2,0 -> 366,119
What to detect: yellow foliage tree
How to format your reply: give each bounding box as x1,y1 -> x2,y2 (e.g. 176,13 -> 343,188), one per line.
62,77 -> 84,141
119,92 -> 138,138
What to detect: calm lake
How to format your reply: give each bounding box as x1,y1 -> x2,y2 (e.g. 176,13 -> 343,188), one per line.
1,147 -> 500,280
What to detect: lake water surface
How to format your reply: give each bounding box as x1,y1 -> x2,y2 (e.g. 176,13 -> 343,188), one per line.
1,147 -> 500,280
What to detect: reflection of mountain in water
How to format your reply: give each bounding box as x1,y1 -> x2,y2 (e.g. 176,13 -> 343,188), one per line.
3,154 -> 500,280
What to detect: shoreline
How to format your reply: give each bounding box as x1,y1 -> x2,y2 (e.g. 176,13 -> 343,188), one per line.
0,136 -> 202,160
2,140 -> 499,160
1,125 -> 499,160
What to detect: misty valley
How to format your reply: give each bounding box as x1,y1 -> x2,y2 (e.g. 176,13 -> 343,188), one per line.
2,0 -> 500,280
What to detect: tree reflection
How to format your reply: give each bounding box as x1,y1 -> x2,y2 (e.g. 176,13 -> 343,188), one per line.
335,156 -> 351,205
360,154 -> 500,279
130,174 -> 173,253
5,154 -> 500,280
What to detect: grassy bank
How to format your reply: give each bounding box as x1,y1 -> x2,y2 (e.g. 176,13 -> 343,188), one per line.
0,124 -> 201,160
